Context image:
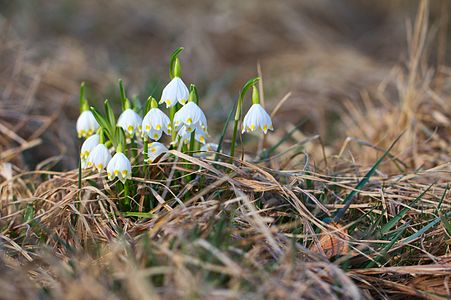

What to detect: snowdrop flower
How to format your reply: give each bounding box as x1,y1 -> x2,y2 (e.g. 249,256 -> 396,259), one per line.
86,144 -> 111,172
117,109 -> 143,137
242,104 -> 273,134
174,102 -> 207,133
146,142 -> 168,162
80,134 -> 99,167
142,108 -> 170,141
77,111 -> 99,138
159,77 -> 189,108
107,152 -> 132,183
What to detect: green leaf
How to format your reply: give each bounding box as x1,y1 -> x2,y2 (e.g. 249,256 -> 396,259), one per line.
24,203 -> 35,223
436,184 -> 448,214
89,106 -> 110,133
403,212 -> 450,243
333,133 -> 403,223
118,79 -> 127,110
104,99 -> 116,130
215,101 -> 235,161
366,220 -> 411,268
440,214 -> 451,235
379,183 -> 433,235
121,212 -> 154,219
239,77 -> 260,106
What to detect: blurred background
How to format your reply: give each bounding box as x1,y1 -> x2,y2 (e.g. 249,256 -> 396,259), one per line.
0,0 -> 449,169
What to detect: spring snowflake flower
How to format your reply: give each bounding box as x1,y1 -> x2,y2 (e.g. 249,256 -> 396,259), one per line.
76,111 -> 100,138
173,102 -> 207,133
159,77 -> 189,108
117,109 -> 143,137
107,152 -> 132,182
86,144 -> 112,172
242,104 -> 273,134
146,142 -> 168,162
142,108 -> 170,141
80,134 -> 99,168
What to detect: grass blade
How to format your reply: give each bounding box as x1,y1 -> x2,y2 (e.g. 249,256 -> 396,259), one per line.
379,183 -> 433,235
333,133 -> 403,223
366,220 -> 411,268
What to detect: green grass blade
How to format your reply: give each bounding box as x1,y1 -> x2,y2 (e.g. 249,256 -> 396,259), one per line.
121,212 -> 154,219
333,133 -> 403,223
214,102 -> 236,161
403,212 -> 450,244
366,220 -> 411,268
379,183 -> 433,235
440,214 -> 451,235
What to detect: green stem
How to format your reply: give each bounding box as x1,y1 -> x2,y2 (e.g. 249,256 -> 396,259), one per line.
170,106 -> 177,145
230,99 -> 241,158
143,140 -> 149,178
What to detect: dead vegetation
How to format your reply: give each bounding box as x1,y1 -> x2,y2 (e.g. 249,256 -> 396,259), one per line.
0,0 -> 450,299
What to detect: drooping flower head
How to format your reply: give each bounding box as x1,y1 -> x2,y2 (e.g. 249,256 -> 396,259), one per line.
117,108 -> 143,137
160,77 -> 189,108
77,111 -> 100,138
142,98 -> 170,141
242,86 -> 273,134
146,142 -> 168,162
86,143 -> 112,172
80,134 -> 99,167
107,152 -> 132,183
77,82 -> 99,138
174,102 -> 208,133
159,49 -> 190,108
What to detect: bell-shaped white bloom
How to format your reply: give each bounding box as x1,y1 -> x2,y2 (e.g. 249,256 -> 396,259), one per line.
86,144 -> 112,172
76,111 -> 100,138
142,108 -> 170,141
80,134 -> 99,162
159,77 -> 189,108
174,102 -> 207,133
107,152 -> 132,182
146,142 -> 168,163
117,109 -> 143,137
242,104 -> 273,134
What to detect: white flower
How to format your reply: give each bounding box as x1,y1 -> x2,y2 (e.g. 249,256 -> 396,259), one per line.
80,134 -> 100,167
242,104 -> 273,134
86,144 -> 112,172
174,102 -> 207,133
159,77 -> 189,108
146,142 -> 168,162
107,152 -> 132,182
117,109 -> 143,137
142,108 -> 170,141
76,111 -> 100,138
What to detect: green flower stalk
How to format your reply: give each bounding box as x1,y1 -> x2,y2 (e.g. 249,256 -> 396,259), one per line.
77,82 -> 100,138
160,47 -> 189,144
229,77 -> 260,158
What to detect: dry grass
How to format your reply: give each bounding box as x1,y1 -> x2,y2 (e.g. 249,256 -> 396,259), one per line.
1,0 -> 450,299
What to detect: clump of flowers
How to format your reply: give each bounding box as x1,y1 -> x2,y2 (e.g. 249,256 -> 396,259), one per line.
76,48 -> 274,210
